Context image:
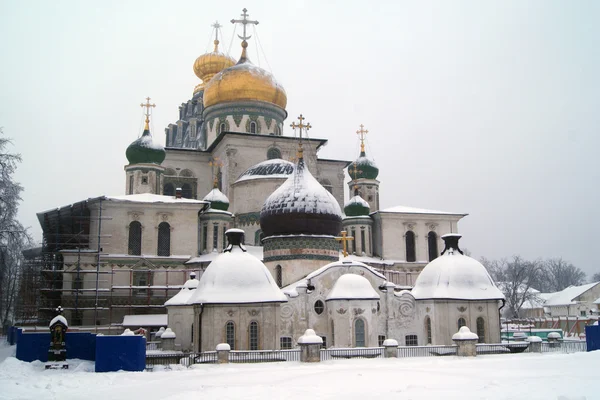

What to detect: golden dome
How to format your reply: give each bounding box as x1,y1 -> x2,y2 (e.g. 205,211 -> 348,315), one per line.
193,40 -> 236,94
203,41 -> 287,109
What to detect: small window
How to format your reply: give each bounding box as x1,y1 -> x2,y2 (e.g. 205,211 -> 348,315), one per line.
141,176 -> 148,185
354,319 -> 366,347
225,321 -> 235,350
276,265 -> 282,288
280,336 -> 292,350
476,317 -> 485,343
331,320 -> 335,347
129,175 -> 134,194
128,221 -> 142,255
428,231 -> 438,261
250,121 -> 257,133
219,123 -> 226,134
368,195 -> 373,201
202,224 -> 208,251
378,335 -> 386,346
458,317 -> 467,330
213,224 -> 218,250
320,336 -> 327,349
405,335 -> 418,346
157,222 -> 171,256
314,300 -> 324,315
163,183 -> 175,196
425,317 -> 432,344
405,231 -> 416,262
267,147 -> 281,160
249,321 -> 259,350
181,183 -> 193,199
580,310 -> 587,317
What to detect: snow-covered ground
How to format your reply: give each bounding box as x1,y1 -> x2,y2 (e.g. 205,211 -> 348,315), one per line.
0,342 -> 595,400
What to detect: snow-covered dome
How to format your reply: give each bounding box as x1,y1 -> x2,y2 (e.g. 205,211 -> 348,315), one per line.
411,234 -> 505,301
344,195 -> 370,217
348,150 -> 378,180
326,274 -> 380,301
260,154 -> 342,237
203,187 -> 230,211
188,229 -> 287,304
165,272 -> 199,306
235,159 -> 294,183
126,122 -> 165,165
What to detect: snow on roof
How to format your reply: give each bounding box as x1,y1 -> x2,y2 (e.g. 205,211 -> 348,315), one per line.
452,326 -> 479,341
138,132 -> 165,151
326,274 -> 380,301
106,193 -> 207,205
188,246 -> 287,304
378,205 -> 466,216
235,159 -> 294,183
186,245 -> 263,264
164,278 -> 199,306
122,314 -> 168,327
544,282 -> 600,306
344,195 -> 369,209
203,188 -> 229,203
594,298 -> 600,305
411,252 -> 504,301
49,315 -> 68,328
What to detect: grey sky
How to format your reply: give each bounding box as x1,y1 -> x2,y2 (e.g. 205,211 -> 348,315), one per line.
2,1 -> 599,276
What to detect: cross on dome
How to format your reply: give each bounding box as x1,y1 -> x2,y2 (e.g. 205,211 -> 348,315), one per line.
211,21 -> 223,49
357,124 -> 369,153
290,114 -> 312,158
335,231 -> 354,257
209,157 -> 224,188
348,164 -> 363,194
231,8 -> 259,42
140,97 -> 156,130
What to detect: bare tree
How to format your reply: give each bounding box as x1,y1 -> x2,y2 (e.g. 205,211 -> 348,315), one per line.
540,258 -> 586,292
0,129 -> 31,330
592,272 -> 600,283
481,256 -> 543,318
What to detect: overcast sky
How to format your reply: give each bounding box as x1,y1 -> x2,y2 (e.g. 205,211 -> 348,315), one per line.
1,1 -> 599,277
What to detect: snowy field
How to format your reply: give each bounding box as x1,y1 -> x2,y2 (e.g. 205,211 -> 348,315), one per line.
0,343 -> 595,400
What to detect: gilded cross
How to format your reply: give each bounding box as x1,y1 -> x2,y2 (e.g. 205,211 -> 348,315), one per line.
290,114 -> 311,140
335,231 -> 354,257
140,97 -> 156,127
209,157 -> 224,188
348,164 -> 362,195
212,21 -> 222,47
356,124 -> 368,153
231,8 -> 259,41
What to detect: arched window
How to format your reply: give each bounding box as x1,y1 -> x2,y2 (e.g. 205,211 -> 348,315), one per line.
275,125 -> 281,136
428,231 -> 438,261
249,321 -> 259,350
354,319 -> 365,347
476,317 -> 485,343
351,228 -> 356,254
219,123 -> 226,134
331,320 -> 335,347
275,265 -> 282,288
267,147 -> 281,160
157,222 -> 171,256
405,231 -> 416,262
181,183 -> 193,199
250,121 -> 257,133
425,317 -> 432,344
458,317 -> 467,330
225,321 -> 235,350
255,229 -> 263,245
128,221 -> 142,255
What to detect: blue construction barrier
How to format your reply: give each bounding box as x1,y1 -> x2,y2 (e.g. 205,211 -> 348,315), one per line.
15,331 -> 97,362
95,335 -> 146,372
585,325 -> 600,352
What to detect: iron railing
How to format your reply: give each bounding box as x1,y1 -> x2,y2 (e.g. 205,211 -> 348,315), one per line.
320,347 -> 384,361
396,345 -> 457,357
539,341 -> 586,353
229,349 -> 300,363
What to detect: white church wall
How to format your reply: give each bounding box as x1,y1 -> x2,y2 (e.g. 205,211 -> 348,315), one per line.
167,305 -> 195,352
429,300 -> 502,345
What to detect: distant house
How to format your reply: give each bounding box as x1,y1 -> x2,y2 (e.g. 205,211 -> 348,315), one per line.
521,282 -> 600,318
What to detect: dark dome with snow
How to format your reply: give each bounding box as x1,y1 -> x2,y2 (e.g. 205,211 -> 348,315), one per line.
411,234 -> 505,301
126,129 -> 166,165
344,195 -> 370,217
236,159 -> 294,183
203,188 -> 230,211
260,156 -> 342,237
348,150 -> 378,180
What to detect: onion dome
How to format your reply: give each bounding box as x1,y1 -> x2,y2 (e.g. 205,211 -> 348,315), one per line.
411,234 -> 505,301
348,150 -> 379,180
260,153 -> 342,237
344,195 -> 370,217
203,187 -> 230,211
203,41 -> 287,110
125,123 -> 166,165
235,159 -> 294,183
326,274 -> 380,301
188,229 -> 287,304
193,39 -> 236,94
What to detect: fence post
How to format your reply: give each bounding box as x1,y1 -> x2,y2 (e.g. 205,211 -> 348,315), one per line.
383,339 -> 398,358
161,328 -> 176,351
527,336 -> 542,353
452,327 -> 478,357
298,329 -> 322,362
216,343 -> 230,364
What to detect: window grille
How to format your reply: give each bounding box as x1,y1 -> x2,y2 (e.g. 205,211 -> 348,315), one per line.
128,221 -> 142,255
249,321 -> 259,350
280,336 -> 292,350
426,317 -> 432,344
267,147 -> 281,160
202,225 -> 208,251
157,222 -> 171,256
226,321 -> 235,350
476,317 -> 485,343
405,334 -> 418,346
428,231 -> 438,261
276,265 -> 282,288
378,335 -> 386,346
314,300 -> 324,315
250,121 -> 257,133
213,224 -> 218,250
320,336 -> 327,349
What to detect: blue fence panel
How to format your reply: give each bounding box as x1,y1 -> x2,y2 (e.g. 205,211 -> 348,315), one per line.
66,332 -> 96,361
585,325 -> 600,352
95,335 -> 146,372
16,332 -> 50,362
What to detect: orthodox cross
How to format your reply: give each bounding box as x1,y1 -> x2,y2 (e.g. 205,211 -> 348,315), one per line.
231,8 -> 259,41
209,157 -> 224,188
212,21 -> 222,49
290,114 -> 311,157
140,97 -> 156,128
357,124 -> 368,153
348,164 -> 363,195
335,231 -> 354,257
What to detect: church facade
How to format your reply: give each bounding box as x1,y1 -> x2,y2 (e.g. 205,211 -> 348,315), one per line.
32,9 -> 503,347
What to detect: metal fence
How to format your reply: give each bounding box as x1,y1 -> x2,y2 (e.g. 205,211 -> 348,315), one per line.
320,347 -> 384,361
396,345 -> 457,357
229,349 -> 300,363
539,341 -> 586,353
146,341 -> 160,351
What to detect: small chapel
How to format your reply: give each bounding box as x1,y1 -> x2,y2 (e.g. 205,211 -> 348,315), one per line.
33,8 -> 504,348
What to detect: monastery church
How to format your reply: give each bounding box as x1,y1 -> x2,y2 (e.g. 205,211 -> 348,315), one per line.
36,9 -> 504,351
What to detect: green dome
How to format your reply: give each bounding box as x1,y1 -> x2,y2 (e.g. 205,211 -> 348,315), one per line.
344,195 -> 370,217
348,151 -> 379,180
126,129 -> 166,165
203,188 -> 230,211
